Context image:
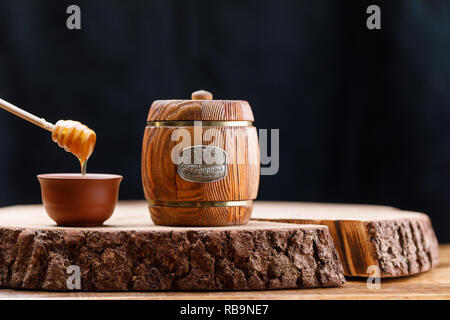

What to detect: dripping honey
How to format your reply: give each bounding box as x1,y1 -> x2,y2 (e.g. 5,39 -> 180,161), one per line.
52,120 -> 96,175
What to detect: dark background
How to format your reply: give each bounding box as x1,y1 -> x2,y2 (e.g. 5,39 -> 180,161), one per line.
0,1 -> 449,241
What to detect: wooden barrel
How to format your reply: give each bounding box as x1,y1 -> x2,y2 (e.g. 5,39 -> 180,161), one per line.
141,90 -> 260,226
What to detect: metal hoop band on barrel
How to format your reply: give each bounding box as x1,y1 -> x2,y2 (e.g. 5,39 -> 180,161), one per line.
148,200 -> 253,207
146,120 -> 253,127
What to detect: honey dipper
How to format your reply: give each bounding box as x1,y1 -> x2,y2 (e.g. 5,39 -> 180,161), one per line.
0,97 -> 96,174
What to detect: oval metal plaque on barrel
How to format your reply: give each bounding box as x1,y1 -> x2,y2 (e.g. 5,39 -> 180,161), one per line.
177,145 -> 227,183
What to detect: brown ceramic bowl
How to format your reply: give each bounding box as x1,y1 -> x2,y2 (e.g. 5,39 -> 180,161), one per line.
37,174 -> 123,227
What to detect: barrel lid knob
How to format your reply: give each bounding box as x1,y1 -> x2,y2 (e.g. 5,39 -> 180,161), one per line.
191,90 -> 213,100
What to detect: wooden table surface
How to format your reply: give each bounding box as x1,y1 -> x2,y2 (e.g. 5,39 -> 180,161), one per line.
0,243 -> 448,299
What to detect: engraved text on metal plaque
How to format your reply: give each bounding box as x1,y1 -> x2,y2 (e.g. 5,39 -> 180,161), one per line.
177,146 -> 227,183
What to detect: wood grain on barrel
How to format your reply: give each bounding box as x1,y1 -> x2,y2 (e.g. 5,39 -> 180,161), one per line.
147,100 -> 254,121
142,96 -> 259,226
142,126 -> 259,201
142,127 -> 259,226
149,204 -> 253,227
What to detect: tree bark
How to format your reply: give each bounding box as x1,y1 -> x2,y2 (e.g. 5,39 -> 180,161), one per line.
0,209 -> 345,291
253,202 -> 439,277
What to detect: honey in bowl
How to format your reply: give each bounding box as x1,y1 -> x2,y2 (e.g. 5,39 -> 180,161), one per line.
0,97 -> 121,226
52,120 -> 96,175
40,121 -> 122,227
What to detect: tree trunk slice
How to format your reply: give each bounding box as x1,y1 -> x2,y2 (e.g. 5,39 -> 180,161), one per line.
252,202 -> 439,278
0,202 -> 345,291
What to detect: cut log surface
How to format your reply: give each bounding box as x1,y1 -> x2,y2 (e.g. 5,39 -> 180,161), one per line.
0,202 -> 345,291
252,202 -> 439,277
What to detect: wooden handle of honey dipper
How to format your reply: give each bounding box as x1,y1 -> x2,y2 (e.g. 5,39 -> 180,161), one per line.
0,98 -> 55,132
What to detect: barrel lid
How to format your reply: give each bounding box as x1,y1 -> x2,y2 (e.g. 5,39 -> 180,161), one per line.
147,90 -> 254,121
